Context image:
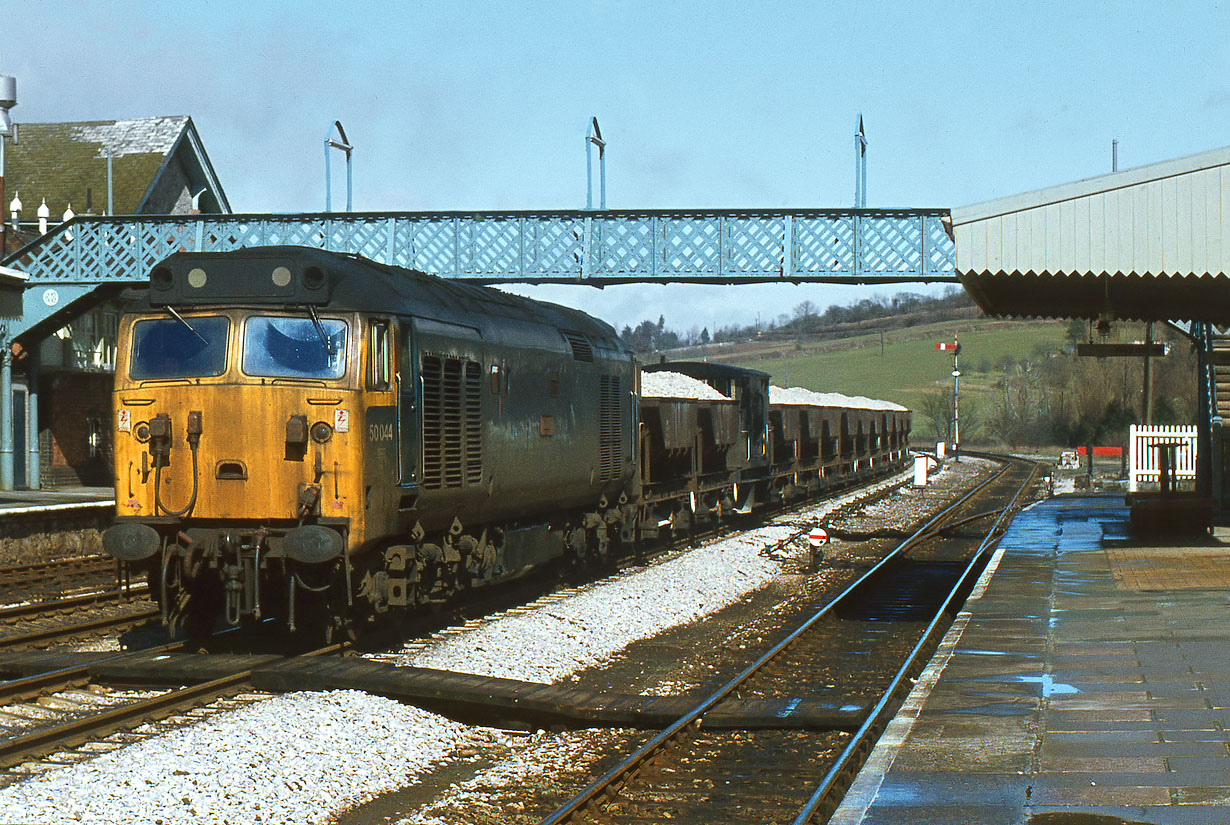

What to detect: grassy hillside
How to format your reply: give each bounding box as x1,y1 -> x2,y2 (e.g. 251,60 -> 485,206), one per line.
710,318 -> 1068,412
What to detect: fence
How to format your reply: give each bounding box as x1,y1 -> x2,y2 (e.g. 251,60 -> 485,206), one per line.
1128,424 -> 1199,493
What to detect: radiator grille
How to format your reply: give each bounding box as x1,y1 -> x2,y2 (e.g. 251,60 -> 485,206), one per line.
562,331 -> 594,362
464,361 -> 482,484
598,374 -> 621,482
421,354 -> 483,489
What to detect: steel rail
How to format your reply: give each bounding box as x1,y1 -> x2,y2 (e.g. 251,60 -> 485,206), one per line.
0,555 -> 111,576
0,606 -> 160,650
789,456 -> 1040,824
0,583 -> 151,619
0,560 -> 119,598
0,620 -> 254,705
0,638 -> 185,705
0,642 -> 346,769
538,455 -> 1014,825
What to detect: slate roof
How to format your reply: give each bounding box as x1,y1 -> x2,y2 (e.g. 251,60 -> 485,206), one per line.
2,115 -> 229,219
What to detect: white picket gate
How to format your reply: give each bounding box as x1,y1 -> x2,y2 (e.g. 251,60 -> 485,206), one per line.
1128,424 -> 1198,493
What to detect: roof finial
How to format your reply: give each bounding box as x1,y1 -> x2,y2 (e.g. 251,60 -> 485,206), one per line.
8,191 -> 20,230
37,197 -> 48,235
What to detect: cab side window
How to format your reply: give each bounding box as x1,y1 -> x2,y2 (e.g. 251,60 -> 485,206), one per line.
367,320 -> 391,390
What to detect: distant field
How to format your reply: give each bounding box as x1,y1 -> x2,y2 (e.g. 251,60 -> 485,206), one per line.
713,319 -> 1069,411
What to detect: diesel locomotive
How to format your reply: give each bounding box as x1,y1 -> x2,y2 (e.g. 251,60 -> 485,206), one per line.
100,247 -> 908,636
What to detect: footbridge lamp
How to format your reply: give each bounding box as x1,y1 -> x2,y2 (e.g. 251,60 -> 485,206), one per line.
0,73 -> 16,257
585,116 -> 606,210
324,120 -> 352,212
0,72 -> 15,492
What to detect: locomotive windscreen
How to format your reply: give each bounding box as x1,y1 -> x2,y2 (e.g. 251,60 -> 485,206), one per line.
242,316 -> 347,379
130,315 -> 230,379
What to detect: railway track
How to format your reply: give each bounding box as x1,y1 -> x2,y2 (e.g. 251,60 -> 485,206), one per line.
539,454 -> 1039,825
0,575 -> 157,652
0,601 -> 159,651
0,464 -> 934,800
0,555 -> 123,602
0,634 -> 346,774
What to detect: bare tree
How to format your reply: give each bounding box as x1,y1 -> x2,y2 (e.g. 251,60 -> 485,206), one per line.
919,390 -> 953,441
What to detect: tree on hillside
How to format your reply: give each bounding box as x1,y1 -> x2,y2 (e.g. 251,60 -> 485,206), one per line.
919,389 -> 982,443
919,390 -> 953,441
986,361 -> 1043,447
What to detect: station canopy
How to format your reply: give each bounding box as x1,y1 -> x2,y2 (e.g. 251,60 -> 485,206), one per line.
951,146 -> 1230,323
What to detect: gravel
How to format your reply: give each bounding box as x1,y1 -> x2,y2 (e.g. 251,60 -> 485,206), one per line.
639,370 -> 730,400
0,462 -> 966,825
769,384 -> 906,411
0,529 -> 103,567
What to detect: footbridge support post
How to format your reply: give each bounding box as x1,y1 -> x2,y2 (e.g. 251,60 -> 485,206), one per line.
25,350 -> 37,490
1,343 -> 12,490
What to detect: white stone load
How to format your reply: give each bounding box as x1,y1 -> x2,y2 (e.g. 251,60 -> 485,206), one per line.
770,385 -> 906,412
640,370 -> 730,401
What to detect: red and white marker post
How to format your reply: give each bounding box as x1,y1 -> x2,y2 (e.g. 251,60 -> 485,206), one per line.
807,526 -> 829,569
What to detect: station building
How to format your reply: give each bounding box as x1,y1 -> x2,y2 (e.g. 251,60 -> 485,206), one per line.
951,145 -> 1230,522
2,116 -> 229,487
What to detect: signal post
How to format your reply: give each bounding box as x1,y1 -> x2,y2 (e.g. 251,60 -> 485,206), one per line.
936,339 -> 961,460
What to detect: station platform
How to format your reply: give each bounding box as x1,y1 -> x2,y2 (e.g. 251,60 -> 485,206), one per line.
0,487 -> 112,514
832,494 -> 1230,825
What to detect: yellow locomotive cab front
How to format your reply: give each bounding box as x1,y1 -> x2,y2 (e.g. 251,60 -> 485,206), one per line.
106,301 -> 372,634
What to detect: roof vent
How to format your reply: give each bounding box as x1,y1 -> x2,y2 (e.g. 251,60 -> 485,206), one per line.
562,331 -> 593,362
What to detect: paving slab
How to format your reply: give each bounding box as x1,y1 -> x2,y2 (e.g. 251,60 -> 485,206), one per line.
831,495 -> 1230,825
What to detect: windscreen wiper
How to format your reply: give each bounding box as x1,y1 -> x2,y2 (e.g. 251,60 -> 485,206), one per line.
307,305 -> 335,357
166,306 -> 210,346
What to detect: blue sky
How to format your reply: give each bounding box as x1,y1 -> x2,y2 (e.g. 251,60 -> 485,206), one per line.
4,0 -> 1229,333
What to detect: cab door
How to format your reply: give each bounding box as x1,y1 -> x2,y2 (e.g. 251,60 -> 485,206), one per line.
363,318 -> 402,521
396,319 -> 419,492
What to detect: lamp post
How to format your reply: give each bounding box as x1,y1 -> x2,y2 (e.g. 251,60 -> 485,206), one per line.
0,72 -> 15,491
0,73 -> 16,257
324,120 -> 352,212
854,114 -> 867,208
585,116 -> 606,210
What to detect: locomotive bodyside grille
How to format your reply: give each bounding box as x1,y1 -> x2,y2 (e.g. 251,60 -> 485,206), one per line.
422,356 -> 444,488
465,361 -> 482,484
422,354 -> 483,489
598,374 -> 621,482
443,359 -> 463,487
562,330 -> 594,362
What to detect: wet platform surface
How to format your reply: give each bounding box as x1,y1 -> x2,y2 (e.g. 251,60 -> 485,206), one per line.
831,494 -> 1230,825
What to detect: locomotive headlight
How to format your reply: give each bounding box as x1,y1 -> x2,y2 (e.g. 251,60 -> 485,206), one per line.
151,266 -> 173,292
271,266 -> 292,287
303,266 -> 327,290
134,422 -> 151,443
310,421 -> 333,444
